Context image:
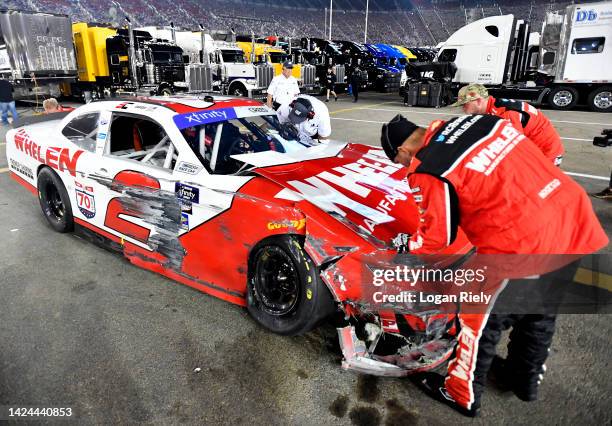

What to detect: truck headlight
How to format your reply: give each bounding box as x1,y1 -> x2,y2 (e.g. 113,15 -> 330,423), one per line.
315,77 -> 319,82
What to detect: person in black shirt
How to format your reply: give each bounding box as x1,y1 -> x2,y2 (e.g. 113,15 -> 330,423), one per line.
0,78 -> 18,126
325,66 -> 337,102
350,66 -> 361,103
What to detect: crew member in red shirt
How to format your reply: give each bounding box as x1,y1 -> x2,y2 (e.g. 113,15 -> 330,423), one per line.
452,83 -> 564,165
380,114 -> 608,416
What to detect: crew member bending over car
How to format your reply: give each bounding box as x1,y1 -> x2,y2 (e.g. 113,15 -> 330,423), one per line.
277,94 -> 331,146
452,83 -> 564,165
380,114 -> 608,417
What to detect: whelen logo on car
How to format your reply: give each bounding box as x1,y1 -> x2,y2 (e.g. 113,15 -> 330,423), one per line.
13,129 -> 84,177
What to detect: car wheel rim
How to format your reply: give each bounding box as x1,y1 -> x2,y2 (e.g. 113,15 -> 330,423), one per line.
232,88 -> 245,97
594,91 -> 612,109
254,246 -> 300,316
553,90 -> 573,107
46,184 -> 64,219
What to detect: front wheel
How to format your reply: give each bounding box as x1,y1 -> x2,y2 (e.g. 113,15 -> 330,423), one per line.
229,84 -> 248,98
247,236 -> 336,336
548,86 -> 578,110
587,86 -> 612,112
37,167 -> 74,233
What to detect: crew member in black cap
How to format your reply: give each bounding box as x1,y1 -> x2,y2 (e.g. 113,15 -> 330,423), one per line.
277,94 -> 331,146
380,114 -> 607,417
267,60 -> 300,110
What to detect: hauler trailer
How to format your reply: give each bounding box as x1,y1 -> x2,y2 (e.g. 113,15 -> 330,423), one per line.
138,27 -> 272,98
0,9 -> 77,100
436,2 -> 612,111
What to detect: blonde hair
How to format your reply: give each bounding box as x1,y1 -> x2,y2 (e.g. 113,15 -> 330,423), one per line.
43,98 -> 59,111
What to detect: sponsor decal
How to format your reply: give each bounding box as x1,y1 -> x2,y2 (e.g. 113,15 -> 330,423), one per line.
449,327 -> 476,381
9,159 -> 33,179
180,199 -> 193,215
13,129 -> 84,177
267,218 -> 306,231
173,108 -> 237,130
175,182 -> 200,203
97,132 -> 107,140
116,102 -> 134,109
438,115 -> 482,145
538,179 -> 561,199
175,161 -> 202,175
247,106 -> 270,113
465,124 -> 524,175
75,181 -> 96,218
180,212 -> 189,231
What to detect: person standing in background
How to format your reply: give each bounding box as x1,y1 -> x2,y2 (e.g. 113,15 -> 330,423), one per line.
325,66 -> 338,102
0,77 -> 18,127
350,66 -> 361,103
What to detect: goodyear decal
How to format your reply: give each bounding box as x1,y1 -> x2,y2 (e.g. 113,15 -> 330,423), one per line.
173,108 -> 237,129
267,218 -> 306,231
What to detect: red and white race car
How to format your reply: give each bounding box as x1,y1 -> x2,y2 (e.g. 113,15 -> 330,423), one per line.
6,95 -> 471,376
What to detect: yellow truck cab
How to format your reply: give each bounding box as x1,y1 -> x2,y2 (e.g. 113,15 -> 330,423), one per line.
237,41 -> 317,92
393,45 -> 417,66
72,22 -> 117,83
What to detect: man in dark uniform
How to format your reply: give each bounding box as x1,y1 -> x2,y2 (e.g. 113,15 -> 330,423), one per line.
350,66 -> 361,103
0,77 -> 18,126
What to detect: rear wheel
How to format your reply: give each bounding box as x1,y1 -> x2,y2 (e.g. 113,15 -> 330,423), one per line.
247,236 -> 335,336
548,86 -> 578,110
587,86 -> 612,112
37,167 -> 74,233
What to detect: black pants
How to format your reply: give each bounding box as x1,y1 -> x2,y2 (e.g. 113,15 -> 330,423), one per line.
352,84 -> 359,101
470,313 -> 556,405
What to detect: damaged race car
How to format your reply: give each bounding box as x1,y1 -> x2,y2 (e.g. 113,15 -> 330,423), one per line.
6,95 -> 472,376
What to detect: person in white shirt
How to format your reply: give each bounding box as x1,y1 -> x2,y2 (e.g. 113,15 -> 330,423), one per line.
277,94 -> 332,146
267,61 -> 300,110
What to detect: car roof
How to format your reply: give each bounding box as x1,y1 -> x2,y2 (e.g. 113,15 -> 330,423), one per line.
93,95 -> 264,114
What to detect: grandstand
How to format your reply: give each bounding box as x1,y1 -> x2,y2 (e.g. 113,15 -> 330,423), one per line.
0,0 -> 600,45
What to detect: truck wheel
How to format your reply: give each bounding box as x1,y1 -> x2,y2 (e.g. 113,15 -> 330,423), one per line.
229,84 -> 248,98
37,167 -> 74,233
587,87 -> 612,112
158,87 -> 173,96
548,86 -> 578,110
247,235 -> 336,336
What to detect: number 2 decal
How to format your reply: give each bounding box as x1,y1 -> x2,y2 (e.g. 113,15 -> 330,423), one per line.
104,170 -> 161,244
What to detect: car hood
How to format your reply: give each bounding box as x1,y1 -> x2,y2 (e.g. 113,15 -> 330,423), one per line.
241,142 -> 420,244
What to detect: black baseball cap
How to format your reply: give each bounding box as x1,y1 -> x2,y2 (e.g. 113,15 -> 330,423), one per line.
381,114 -> 418,160
288,98 -> 313,124
283,60 -> 294,69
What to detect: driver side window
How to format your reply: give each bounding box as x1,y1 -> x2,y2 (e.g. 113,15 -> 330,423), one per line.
106,114 -> 177,171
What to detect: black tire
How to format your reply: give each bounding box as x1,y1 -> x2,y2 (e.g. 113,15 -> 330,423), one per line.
587,86 -> 612,112
158,86 -> 173,96
247,235 -> 336,336
37,167 -> 74,233
547,86 -> 578,110
229,83 -> 248,98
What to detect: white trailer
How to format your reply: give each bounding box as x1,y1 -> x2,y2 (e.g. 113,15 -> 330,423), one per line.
137,26 -> 271,98
436,1 -> 612,111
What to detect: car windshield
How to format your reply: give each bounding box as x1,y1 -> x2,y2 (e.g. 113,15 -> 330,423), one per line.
221,50 -> 245,63
179,114 -> 312,174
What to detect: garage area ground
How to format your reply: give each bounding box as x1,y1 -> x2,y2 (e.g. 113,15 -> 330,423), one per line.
0,93 -> 611,425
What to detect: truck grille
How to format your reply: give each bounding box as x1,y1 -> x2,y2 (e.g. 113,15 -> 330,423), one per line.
255,64 -> 274,89
301,64 -> 316,87
186,64 -> 213,92
334,64 -> 345,83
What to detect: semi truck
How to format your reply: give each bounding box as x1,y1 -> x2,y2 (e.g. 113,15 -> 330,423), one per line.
0,9 -> 77,100
138,27 -> 272,98
364,43 -> 402,93
435,1 -> 612,111
71,21 -> 186,99
299,38 -> 346,92
237,39 -> 317,93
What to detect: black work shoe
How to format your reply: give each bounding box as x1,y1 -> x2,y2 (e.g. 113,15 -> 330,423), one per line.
335,96 -> 338,101
488,356 -> 512,392
592,187 -> 612,200
413,372 -> 480,418
325,98 -> 329,102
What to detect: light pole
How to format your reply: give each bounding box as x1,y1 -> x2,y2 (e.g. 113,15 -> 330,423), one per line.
328,0 -> 333,41
364,0 -> 369,44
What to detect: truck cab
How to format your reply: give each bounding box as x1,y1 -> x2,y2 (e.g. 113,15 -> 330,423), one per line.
300,38 -> 346,91
364,43 -> 402,92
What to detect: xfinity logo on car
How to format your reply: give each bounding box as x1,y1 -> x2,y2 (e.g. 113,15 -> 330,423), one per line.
173,108 -> 237,129
175,183 -> 200,203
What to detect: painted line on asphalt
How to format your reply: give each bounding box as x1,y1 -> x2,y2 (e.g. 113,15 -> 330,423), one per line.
0,142 -> 5,146
0,167 -> 9,174
330,101 -> 397,116
331,117 -> 594,142
565,172 -> 609,181
360,108 -> 612,126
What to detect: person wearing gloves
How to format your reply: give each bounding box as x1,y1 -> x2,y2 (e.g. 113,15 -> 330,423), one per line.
276,94 -> 331,146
